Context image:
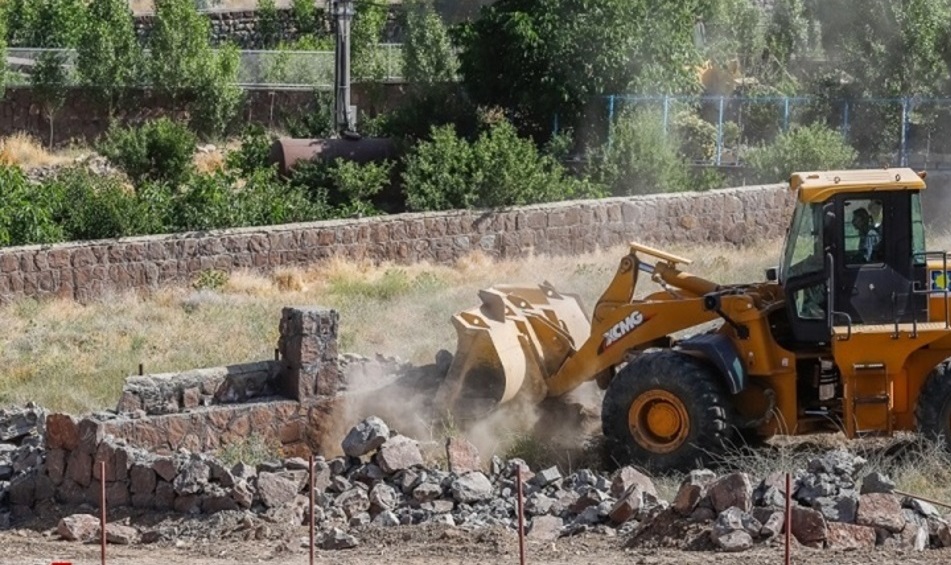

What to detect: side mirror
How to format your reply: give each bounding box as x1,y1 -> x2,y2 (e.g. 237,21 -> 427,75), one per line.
765,267 -> 779,282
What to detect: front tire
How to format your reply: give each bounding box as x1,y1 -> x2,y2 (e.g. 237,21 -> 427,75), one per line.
601,350 -> 736,472
916,362 -> 951,446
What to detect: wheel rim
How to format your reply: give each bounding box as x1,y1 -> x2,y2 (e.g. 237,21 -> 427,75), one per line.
628,390 -> 690,454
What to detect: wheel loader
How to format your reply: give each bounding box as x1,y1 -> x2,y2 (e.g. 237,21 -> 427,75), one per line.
435,167 -> 951,471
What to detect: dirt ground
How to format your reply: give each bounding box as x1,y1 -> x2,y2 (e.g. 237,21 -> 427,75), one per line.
3,524 -> 951,565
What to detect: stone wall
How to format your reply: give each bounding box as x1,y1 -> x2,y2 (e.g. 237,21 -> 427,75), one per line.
0,184 -> 793,305
132,6 -> 403,47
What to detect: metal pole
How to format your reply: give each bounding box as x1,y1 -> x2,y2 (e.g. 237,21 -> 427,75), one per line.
333,0 -> 355,134
842,100 -> 850,141
784,472 -> 791,565
138,363 -> 143,376
716,96 -> 725,166
900,97 -> 910,167
894,488 -> 951,509
309,454 -> 315,565
607,95 -> 616,149
783,97 -> 790,131
516,465 -> 526,565
100,461 -> 107,565
662,95 -> 670,134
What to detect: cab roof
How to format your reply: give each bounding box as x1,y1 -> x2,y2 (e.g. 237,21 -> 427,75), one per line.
789,168 -> 926,203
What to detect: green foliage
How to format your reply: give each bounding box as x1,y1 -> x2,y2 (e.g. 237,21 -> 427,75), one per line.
290,0 -> 318,35
148,0 -> 211,101
329,268 -> 413,301
352,0 -> 389,80
403,121 -> 601,211
47,168 -> 156,241
592,109 -> 691,195
286,90 -> 336,138
0,165 -> 64,246
256,0 -> 281,48
189,43 -> 244,139
3,0 -> 39,47
77,0 -> 143,114
264,37 -> 334,86
192,269 -> 229,290
98,118 -> 198,186
29,0 -> 86,48
744,123 -> 857,183
226,125 -> 274,175
457,0 -> 702,138
702,0 -> 767,74
30,51 -> 70,148
288,158 -> 393,217
764,0 -> 809,68
403,0 -> 458,85
674,111 -> 717,162
0,8 -> 7,98
168,168 -> 318,232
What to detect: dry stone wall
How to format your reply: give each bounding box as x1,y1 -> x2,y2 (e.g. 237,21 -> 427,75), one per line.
0,184 -> 792,305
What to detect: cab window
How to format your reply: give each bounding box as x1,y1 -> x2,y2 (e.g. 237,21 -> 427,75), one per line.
843,198 -> 883,265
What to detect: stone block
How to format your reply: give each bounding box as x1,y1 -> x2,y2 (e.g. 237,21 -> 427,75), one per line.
277,307 -> 341,401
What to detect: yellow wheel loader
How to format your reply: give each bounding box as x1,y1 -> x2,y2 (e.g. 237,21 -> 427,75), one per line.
436,168 -> 951,471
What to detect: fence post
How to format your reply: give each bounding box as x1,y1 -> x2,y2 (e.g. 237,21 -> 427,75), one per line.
607,95 -> 616,148
716,96 -> 725,166
841,100 -> 850,141
783,96 -> 791,131
900,97 -> 910,167
662,95 -> 670,134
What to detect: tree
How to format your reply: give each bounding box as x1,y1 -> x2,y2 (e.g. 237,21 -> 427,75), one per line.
29,0 -> 86,48
2,0 -> 39,47
77,0 -> 143,116
189,43 -> 244,139
148,0 -> 212,104
402,0 -> 458,85
31,51 -> 69,148
352,0 -> 389,80
457,0 -> 704,139
0,7 -> 7,99
256,0 -> 281,48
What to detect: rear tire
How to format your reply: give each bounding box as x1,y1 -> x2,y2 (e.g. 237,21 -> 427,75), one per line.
601,350 -> 736,472
916,362 -> 951,446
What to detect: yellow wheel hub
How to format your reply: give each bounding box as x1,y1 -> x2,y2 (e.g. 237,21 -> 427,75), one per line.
628,390 -> 690,453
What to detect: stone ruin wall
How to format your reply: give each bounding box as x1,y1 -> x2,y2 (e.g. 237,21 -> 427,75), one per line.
4,306 -> 376,519
0,183 -> 793,305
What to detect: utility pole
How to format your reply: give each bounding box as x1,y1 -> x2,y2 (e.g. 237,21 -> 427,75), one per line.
332,0 -> 355,135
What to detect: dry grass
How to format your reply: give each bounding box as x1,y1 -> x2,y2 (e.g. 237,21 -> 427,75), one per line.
0,133 -> 81,169
0,240 -> 782,414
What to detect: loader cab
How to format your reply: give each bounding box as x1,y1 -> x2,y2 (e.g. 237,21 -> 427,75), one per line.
779,169 -> 928,346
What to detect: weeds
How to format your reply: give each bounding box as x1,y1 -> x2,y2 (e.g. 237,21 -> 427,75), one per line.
216,433 -> 283,468
192,269 -> 230,291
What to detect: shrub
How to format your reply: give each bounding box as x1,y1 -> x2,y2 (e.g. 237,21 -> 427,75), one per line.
287,90 -> 336,138
290,0 -> 318,35
148,0 -> 211,103
256,0 -> 281,48
403,0 -> 458,85
0,165 -> 64,246
98,118 -> 197,186
744,123 -> 857,183
77,0 -> 143,115
674,111 -> 717,162
403,121 -> 601,212
288,157 -> 392,218
189,43 -> 244,139
48,168 -> 149,240
226,125 -> 275,175
590,108 -> 691,196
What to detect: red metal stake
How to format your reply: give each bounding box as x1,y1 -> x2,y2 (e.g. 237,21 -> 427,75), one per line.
516,465 -> 526,565
784,472 -> 791,565
100,460 -> 107,565
309,454 -> 315,565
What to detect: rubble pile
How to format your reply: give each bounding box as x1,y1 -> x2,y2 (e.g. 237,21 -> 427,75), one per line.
0,404 -> 47,529
3,409 -> 951,554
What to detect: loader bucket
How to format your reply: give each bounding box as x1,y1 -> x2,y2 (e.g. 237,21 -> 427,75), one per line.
434,282 -> 590,420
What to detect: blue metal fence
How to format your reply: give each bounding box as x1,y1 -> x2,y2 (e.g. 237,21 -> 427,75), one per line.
601,95 -> 951,170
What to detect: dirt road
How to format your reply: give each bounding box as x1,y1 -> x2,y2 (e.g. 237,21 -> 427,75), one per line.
3,526 -> 951,565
